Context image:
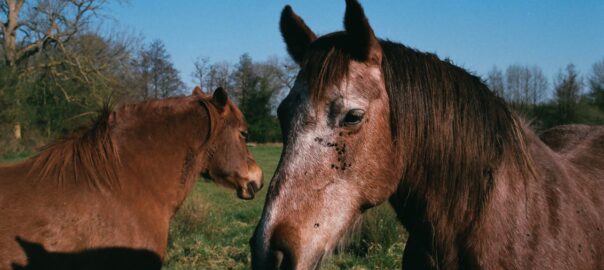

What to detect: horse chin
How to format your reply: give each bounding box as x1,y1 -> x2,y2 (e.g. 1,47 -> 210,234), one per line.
201,170 -> 212,181
203,170 -> 256,200
237,189 -> 254,200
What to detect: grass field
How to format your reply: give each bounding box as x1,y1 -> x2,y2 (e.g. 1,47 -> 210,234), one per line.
164,145 -> 407,270
0,145 -> 407,269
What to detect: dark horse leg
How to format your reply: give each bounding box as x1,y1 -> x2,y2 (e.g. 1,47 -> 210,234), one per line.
391,191 -> 437,269
402,232 -> 436,269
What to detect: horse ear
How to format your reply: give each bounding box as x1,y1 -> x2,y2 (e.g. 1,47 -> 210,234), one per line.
280,5 -> 317,65
212,87 -> 228,109
343,0 -> 382,64
192,86 -> 206,97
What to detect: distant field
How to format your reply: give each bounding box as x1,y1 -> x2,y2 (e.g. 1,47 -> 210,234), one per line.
0,145 -> 406,269
164,145 -> 406,270
0,152 -> 31,163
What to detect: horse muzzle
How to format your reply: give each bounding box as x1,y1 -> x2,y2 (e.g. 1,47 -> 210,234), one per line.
237,163 -> 263,200
237,181 -> 262,200
251,220 -> 326,270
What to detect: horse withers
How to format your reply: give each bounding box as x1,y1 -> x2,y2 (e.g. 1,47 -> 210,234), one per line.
0,87 -> 263,269
251,1 -> 603,269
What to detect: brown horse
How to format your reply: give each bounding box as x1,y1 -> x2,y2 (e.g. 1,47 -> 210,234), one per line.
0,87 -> 263,269
251,1 -> 604,269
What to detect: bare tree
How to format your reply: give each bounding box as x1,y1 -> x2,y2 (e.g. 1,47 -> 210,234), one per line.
191,56 -> 209,91
505,65 -> 533,106
131,44 -> 151,100
505,65 -> 522,105
528,66 -> 547,105
0,0 -> 112,140
259,56 -> 300,111
276,56 -> 298,90
504,65 -> 547,107
256,57 -> 285,91
0,0 -> 109,68
203,61 -> 231,94
486,66 -> 505,98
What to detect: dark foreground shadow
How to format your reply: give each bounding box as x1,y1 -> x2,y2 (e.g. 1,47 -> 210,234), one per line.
12,237 -> 162,270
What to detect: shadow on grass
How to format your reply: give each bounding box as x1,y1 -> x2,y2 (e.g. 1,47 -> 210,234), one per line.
11,237 -> 161,270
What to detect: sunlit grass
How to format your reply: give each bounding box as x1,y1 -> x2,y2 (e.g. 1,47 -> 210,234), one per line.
163,145 -> 406,269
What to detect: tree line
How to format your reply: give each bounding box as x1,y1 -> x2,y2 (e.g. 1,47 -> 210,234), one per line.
486,61 -> 604,129
0,0 -> 296,154
1,0 -> 603,155
190,54 -> 297,143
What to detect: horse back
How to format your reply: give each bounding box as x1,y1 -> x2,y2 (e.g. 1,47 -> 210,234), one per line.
533,124 -> 604,268
539,124 -> 604,156
540,124 -> 604,185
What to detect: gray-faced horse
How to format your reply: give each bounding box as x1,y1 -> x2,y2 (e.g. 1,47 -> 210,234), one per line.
251,1 -> 604,269
0,87 -> 263,269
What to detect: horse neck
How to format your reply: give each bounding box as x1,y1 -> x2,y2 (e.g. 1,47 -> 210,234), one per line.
112,105 -> 210,215
393,120 -> 538,267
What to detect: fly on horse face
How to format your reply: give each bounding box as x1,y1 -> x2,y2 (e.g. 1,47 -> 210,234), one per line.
0,87 -> 263,269
251,1 -> 604,269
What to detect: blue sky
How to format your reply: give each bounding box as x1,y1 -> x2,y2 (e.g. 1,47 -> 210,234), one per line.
106,1 -> 604,93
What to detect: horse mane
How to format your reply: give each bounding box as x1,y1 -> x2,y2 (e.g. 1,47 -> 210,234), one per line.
380,40 -> 537,236
30,105 -> 121,190
27,96 -> 214,191
300,33 -> 535,229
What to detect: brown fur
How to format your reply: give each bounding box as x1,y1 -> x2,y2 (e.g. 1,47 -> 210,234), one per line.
252,1 -> 604,269
0,88 -> 263,269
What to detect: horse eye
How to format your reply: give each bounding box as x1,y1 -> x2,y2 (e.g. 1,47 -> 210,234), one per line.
240,131 -> 248,139
342,109 -> 365,126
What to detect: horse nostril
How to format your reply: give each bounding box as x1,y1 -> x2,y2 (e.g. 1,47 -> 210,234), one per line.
237,184 -> 254,200
269,248 -> 295,270
269,249 -> 284,269
248,182 -> 257,195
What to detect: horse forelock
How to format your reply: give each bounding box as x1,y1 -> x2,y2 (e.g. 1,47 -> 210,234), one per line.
300,32 -> 352,103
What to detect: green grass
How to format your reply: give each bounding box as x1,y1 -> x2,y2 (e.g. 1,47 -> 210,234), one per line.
0,151 -> 31,163
164,145 -> 406,270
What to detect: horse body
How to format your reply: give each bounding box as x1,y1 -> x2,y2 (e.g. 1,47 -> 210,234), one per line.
0,146 -> 183,267
0,172 -> 165,264
393,126 -> 604,269
489,127 -> 603,269
0,88 -> 263,269
251,1 -> 603,269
